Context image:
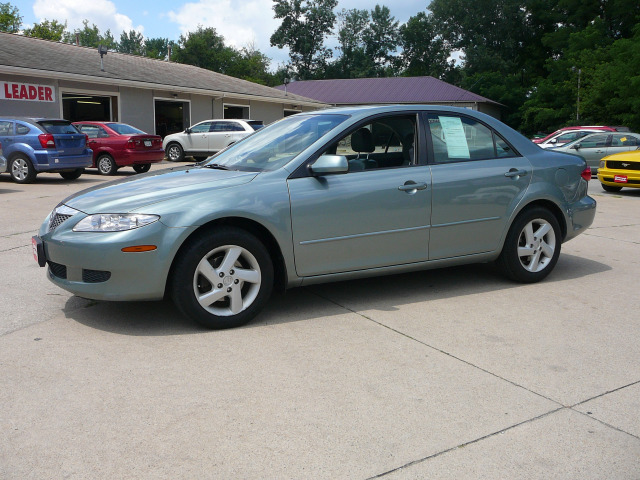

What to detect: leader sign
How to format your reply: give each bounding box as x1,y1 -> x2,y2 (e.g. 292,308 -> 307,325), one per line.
1,81 -> 55,102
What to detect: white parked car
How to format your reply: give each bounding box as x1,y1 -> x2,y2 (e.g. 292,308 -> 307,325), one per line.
537,129 -> 604,149
162,119 -> 263,161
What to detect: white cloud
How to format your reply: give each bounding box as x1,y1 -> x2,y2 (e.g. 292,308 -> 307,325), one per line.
167,0 -> 286,66
32,0 -> 144,35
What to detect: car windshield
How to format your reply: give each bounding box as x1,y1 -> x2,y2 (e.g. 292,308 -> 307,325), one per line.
38,121 -> 79,134
106,123 -> 146,135
202,114 -> 348,172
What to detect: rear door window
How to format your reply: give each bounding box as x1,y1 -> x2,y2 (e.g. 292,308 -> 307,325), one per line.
0,121 -> 13,136
426,114 -> 517,162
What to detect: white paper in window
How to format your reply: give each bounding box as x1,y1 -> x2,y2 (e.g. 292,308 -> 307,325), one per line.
439,116 -> 470,158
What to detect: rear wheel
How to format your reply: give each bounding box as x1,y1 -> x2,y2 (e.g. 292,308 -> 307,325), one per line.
170,227 -> 273,329
601,183 -> 622,192
166,143 -> 184,162
133,164 -> 151,174
497,207 -> 561,283
10,155 -> 37,184
97,154 -> 117,175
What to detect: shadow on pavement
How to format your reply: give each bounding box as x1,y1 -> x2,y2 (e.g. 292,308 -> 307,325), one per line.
65,253 -> 610,337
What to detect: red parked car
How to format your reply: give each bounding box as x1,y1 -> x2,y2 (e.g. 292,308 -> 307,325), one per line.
72,121 -> 164,175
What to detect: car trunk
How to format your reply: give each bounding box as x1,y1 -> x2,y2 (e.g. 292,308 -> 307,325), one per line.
38,120 -> 87,156
127,135 -> 163,150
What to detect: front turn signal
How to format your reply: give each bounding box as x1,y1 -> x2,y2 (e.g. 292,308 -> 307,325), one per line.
121,245 -> 157,253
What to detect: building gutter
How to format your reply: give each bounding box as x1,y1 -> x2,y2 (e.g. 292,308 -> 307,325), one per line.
0,65 -> 326,108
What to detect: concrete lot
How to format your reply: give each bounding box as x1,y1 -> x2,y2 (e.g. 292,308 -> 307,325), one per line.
1,164 -> 639,479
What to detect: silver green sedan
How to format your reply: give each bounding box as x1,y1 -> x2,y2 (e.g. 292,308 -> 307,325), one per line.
33,106 -> 596,329
550,131 -> 640,170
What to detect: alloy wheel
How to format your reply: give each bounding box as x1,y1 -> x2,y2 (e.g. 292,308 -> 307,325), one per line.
517,218 -> 556,273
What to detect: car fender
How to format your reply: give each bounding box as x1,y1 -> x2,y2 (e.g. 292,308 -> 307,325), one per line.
500,181 -> 570,247
5,142 -> 37,163
92,146 -> 117,163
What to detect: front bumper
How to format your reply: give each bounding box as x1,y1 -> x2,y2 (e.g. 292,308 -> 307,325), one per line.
39,217 -> 193,301
597,168 -> 640,188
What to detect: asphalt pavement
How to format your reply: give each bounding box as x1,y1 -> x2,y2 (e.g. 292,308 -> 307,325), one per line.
1,164 -> 639,479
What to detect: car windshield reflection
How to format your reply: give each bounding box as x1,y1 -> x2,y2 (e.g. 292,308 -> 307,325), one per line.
202,114 -> 349,172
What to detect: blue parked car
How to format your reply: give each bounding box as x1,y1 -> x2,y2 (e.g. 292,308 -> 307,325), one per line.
0,142 -> 7,174
0,117 -> 92,183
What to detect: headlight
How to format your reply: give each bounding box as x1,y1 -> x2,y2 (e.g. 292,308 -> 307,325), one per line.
599,161 -> 605,169
73,214 -> 160,232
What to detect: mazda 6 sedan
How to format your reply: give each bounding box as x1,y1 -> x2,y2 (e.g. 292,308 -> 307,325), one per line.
34,106 -> 596,329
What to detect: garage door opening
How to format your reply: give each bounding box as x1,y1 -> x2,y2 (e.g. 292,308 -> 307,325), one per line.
224,104 -> 249,119
155,100 -> 190,138
63,93 -> 116,122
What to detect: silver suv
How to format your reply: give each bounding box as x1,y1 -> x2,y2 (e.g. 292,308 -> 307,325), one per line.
162,119 -> 263,161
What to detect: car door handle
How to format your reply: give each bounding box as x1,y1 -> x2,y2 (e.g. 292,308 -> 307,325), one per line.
398,182 -> 427,192
504,169 -> 528,178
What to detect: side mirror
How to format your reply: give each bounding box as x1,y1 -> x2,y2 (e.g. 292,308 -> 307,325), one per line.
571,143 -> 581,150
184,127 -> 192,134
550,138 -> 557,144
309,155 -> 348,175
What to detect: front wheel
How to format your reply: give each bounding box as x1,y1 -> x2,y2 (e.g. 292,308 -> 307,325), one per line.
133,164 -> 151,174
170,227 -> 274,329
97,154 -> 117,175
497,207 -> 561,283
601,183 -> 622,192
166,143 -> 184,162
10,155 -> 37,183
59,169 -> 84,180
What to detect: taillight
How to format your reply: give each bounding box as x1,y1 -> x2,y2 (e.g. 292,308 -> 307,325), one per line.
84,133 -> 89,145
127,138 -> 135,148
38,133 -> 56,149
581,166 -> 592,182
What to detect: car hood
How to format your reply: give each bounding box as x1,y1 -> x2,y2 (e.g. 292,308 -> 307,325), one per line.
61,166 -> 258,213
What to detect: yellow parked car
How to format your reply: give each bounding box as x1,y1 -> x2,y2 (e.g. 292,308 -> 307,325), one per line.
597,149 -> 640,192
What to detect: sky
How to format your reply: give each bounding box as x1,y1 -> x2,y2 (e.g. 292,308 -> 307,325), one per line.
11,0 -> 429,69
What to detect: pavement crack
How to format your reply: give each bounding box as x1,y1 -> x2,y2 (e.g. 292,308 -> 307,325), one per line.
367,407 -> 565,479
308,289 -> 562,407
583,232 -> 640,245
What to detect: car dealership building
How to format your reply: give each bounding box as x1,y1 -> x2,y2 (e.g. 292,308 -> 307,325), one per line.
0,32 -> 324,137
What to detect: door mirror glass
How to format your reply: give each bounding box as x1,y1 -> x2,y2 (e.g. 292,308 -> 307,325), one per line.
571,143 -> 581,150
310,155 -> 348,175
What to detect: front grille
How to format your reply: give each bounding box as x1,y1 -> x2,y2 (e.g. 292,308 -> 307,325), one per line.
602,177 -> 640,185
49,213 -> 72,231
606,161 -> 640,171
48,261 -> 67,279
82,269 -> 111,283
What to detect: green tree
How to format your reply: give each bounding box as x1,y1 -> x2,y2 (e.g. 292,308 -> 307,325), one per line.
399,11 -> 453,79
270,0 -> 338,79
145,37 -> 171,60
362,5 -> 400,76
118,30 -> 144,55
23,19 -> 67,41
62,20 -> 117,49
330,8 -> 371,78
171,26 -> 237,73
0,2 -> 21,33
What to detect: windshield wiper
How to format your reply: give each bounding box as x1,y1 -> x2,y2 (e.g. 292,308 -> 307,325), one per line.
203,163 -> 231,170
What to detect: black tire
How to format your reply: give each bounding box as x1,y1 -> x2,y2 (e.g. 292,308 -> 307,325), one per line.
97,154 -> 117,175
133,164 -> 151,174
9,155 -> 37,184
170,227 -> 274,329
497,207 -> 561,283
59,169 -> 84,180
601,183 -> 622,192
166,143 -> 184,162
